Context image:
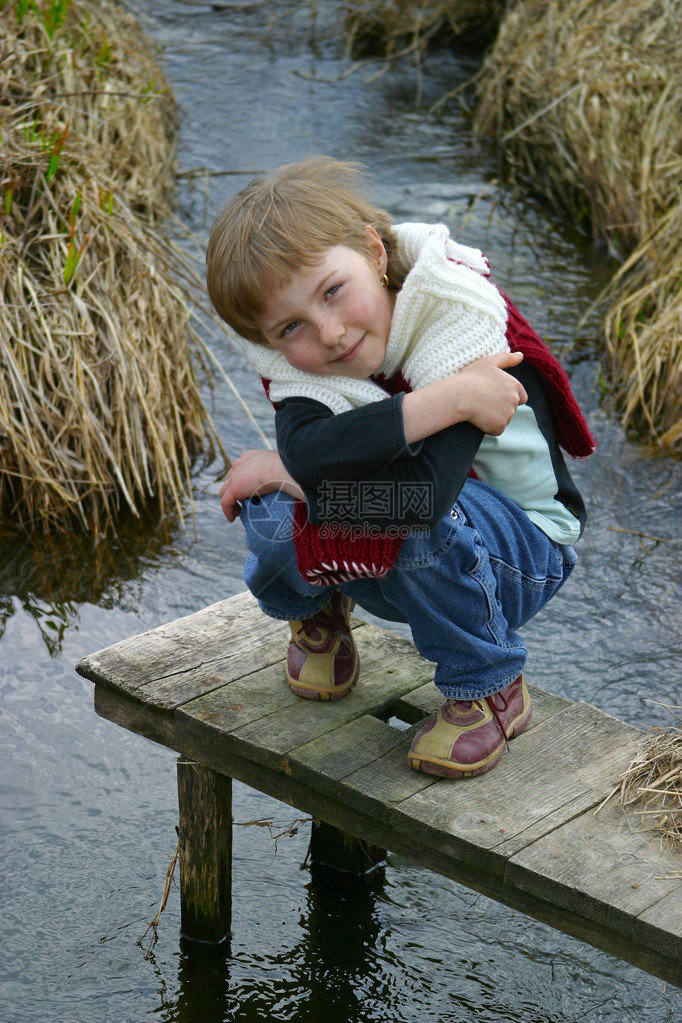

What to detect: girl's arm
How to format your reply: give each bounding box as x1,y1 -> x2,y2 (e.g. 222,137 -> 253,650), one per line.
219,352 -> 526,526
275,352 -> 525,491
401,351 -> 527,443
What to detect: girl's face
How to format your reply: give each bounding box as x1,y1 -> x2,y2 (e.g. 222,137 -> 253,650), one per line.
256,227 -> 395,379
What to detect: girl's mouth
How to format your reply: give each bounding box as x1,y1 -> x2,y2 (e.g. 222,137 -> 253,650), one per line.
333,335 -> 364,363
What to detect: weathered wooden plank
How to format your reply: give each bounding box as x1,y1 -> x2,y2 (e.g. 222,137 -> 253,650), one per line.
132,625 -> 297,710
506,796 -> 682,971
95,685 -> 176,747
177,759 -> 232,943
78,591 -> 368,709
320,702 -> 629,838
138,615 -> 373,709
177,626 -> 436,771
287,715 -> 432,807
322,726 -> 435,813
330,684 -> 576,820
292,715 -> 406,784
378,703 -> 642,877
174,662 -> 304,732
175,624 -> 428,731
76,592 -> 284,693
639,888 -> 682,971
94,680 -> 682,985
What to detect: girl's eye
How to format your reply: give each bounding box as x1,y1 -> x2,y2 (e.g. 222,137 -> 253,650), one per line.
325,284 -> 340,299
281,321 -> 300,337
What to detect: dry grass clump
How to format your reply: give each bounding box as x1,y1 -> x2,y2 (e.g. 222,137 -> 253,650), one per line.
1,0 -> 224,535
614,709 -> 682,854
603,203 -> 682,448
474,0 -> 682,448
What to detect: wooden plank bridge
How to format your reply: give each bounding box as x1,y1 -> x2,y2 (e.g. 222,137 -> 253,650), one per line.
76,590 -> 682,986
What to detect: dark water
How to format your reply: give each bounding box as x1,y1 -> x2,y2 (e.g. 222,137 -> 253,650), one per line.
2,2 -> 681,1021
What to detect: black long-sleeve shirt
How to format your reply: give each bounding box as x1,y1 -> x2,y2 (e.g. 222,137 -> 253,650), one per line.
277,392 -> 482,528
275,362 -> 586,540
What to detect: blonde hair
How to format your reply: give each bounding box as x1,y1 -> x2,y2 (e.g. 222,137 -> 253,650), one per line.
205,156 -> 408,345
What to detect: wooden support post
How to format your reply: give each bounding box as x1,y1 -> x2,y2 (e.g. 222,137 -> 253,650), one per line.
176,757 -> 232,943
309,819 -> 386,876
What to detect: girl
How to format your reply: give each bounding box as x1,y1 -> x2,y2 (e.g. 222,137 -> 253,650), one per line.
205,156 -> 594,780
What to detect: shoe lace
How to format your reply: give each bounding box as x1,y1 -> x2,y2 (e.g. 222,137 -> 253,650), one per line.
483,692 -> 511,752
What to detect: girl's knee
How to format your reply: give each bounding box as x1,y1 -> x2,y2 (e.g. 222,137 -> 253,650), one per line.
239,491 -> 297,554
240,492 -> 325,605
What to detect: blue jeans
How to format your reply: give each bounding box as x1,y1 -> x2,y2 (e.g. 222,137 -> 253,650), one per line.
240,478 -> 577,701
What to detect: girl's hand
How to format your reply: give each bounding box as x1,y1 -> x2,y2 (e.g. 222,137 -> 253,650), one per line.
218,449 -> 304,522
455,351 -> 528,435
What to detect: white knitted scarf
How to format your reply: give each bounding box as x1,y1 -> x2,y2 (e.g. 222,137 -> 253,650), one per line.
246,222 -> 509,413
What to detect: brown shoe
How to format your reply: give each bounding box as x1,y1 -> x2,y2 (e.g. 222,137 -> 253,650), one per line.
407,674 -> 532,778
286,591 -> 359,701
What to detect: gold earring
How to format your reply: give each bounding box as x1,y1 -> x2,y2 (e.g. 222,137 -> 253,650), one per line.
380,273 -> 389,288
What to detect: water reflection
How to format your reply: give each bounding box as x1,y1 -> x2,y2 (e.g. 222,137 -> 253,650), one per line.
167,864 -> 390,1023
174,938 -> 232,1023
292,868 -> 387,1022
0,509 -> 181,654
155,862 -> 385,1023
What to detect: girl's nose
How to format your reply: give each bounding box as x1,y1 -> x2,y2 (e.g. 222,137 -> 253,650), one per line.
318,315 -> 345,347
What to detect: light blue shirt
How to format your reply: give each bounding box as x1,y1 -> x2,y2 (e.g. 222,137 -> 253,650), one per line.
473,404 -> 582,545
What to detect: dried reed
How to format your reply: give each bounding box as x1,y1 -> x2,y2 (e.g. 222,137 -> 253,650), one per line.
474,0 -> 682,448
1,0 -> 226,536
138,839 -> 179,957
615,707 -> 682,854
